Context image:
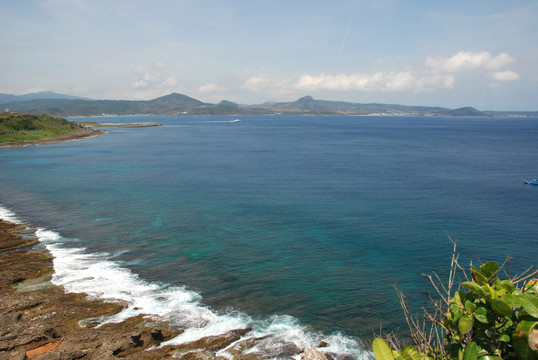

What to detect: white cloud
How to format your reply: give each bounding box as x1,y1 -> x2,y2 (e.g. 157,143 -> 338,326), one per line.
292,71 -> 456,93
161,77 -> 177,87
490,70 -> 520,81
131,76 -> 176,90
126,61 -> 180,99
24,86 -> 49,93
293,72 -> 418,92
132,80 -> 148,89
425,51 -> 515,73
142,73 -> 160,83
242,75 -> 271,92
415,74 -> 455,91
198,83 -> 227,92
241,51 -> 518,95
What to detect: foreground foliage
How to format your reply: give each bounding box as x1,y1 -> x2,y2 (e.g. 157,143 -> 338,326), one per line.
0,113 -> 78,142
372,241 -> 538,360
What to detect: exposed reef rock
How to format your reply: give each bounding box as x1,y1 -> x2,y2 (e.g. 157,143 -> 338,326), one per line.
0,220 -> 335,359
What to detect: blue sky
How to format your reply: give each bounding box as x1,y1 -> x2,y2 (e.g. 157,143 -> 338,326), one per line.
1,0 -> 537,110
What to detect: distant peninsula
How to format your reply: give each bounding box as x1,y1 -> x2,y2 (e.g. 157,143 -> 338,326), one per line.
0,114 -> 162,147
0,114 -> 103,147
79,121 -> 162,128
1,92 -> 537,117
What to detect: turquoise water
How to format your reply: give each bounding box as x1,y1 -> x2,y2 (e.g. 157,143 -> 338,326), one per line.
1,115 -> 537,345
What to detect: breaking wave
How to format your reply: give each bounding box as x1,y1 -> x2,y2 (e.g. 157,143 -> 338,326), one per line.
1,204 -> 369,359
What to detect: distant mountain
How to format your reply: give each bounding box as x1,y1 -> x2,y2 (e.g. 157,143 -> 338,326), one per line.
448,107 -> 485,116
0,91 -> 92,104
150,92 -> 203,107
1,92 -> 259,116
1,92 -> 535,117
0,94 -> 17,104
250,95 -> 488,116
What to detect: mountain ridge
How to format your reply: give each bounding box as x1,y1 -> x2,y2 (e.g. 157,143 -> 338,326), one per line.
1,92 -> 536,117
0,91 -> 92,104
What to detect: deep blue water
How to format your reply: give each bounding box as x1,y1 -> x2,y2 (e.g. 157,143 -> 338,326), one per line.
1,115 -> 537,341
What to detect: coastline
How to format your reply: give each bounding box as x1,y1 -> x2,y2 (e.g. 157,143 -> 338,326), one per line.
0,121 -> 163,148
0,218 -> 179,359
0,127 -> 105,148
0,216 -> 350,359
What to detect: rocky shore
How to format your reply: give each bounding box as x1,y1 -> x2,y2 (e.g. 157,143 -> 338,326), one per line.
0,219 -> 340,360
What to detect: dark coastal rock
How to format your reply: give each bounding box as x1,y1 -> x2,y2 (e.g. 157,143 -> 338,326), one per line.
130,330 -> 143,345
150,327 -> 164,340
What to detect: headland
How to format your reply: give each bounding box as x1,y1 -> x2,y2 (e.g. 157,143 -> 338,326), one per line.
0,113 -> 161,148
0,126 -> 104,148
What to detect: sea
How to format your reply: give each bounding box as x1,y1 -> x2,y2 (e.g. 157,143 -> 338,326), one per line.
1,115 -> 537,358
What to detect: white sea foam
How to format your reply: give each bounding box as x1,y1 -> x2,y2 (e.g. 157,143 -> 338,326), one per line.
1,204 -> 368,359
0,205 -> 24,224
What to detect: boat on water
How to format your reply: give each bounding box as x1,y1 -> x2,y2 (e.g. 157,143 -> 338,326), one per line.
524,179 -> 538,185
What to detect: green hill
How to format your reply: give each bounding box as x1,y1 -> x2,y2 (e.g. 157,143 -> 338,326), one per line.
0,113 -> 80,143
3,92 -> 536,117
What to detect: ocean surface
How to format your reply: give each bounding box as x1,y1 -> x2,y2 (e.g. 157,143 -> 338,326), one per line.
1,115 -> 537,358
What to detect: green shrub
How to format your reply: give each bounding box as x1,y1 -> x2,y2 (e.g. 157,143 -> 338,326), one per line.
372,242 -> 538,360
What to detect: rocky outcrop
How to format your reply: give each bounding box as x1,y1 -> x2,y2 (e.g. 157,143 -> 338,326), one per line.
301,346 -> 328,360
0,220 -> 334,359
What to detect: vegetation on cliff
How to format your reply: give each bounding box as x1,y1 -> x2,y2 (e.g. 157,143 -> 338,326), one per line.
372,241 -> 538,360
0,113 -> 81,143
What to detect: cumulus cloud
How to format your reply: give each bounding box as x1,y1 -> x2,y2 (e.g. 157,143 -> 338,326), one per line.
242,75 -> 272,92
127,61 -> 179,99
161,77 -> 177,87
132,80 -> 148,89
490,70 -> 520,81
425,51 -> 520,84
131,76 -> 177,90
294,72 -> 416,92
425,51 -> 515,73
292,71 -> 456,92
241,51 -> 519,95
198,83 -> 227,92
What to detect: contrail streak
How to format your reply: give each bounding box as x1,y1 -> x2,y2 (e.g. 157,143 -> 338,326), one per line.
338,0 -> 358,64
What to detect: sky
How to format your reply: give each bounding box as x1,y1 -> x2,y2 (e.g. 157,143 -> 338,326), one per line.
1,0 -> 537,110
